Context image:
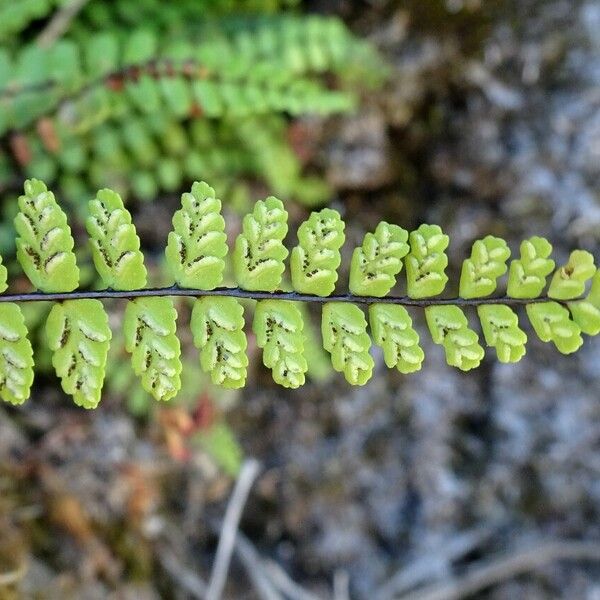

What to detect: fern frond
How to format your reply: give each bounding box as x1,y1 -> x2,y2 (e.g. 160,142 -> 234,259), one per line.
46,299 -> 111,408
191,297 -> 248,388
477,305 -> 527,363
86,188 -> 147,290
290,208 -> 345,296
425,306 -> 484,371
124,297 -> 182,401
165,181 -> 227,290
405,224 -> 449,299
369,304 -> 424,374
322,303 -> 373,385
569,271 -> 600,335
253,300 -> 307,388
459,236 -> 511,299
233,196 -> 288,291
0,15 -> 383,209
349,222 -> 409,297
0,179 -> 598,406
0,254 -> 34,405
548,250 -> 596,300
507,236 -> 555,299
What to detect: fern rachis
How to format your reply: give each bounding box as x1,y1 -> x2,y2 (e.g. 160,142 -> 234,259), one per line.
0,178 -> 598,407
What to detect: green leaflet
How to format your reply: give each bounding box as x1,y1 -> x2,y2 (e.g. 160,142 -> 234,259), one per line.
86,188 -> 147,290
322,302 -> 373,385
253,300 -> 307,389
369,304 -> 424,374
291,208 -> 345,296
548,250 -> 596,300
349,222 -> 409,297
459,236 -> 511,299
0,303 -> 34,405
0,255 -> 6,293
232,197 -> 288,292
166,181 -> 228,290
191,297 -> 248,388
14,179 -> 80,292
477,305 -> 527,363
507,236 -> 555,299
46,300 -> 111,409
425,306 -> 484,371
405,224 -> 449,299
569,270 -> 600,335
124,297 -> 182,401
526,302 -> 583,354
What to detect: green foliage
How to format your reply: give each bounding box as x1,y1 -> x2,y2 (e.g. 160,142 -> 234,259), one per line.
569,271 -> 600,335
290,208 -> 345,296
14,178 -> 79,292
0,13 -> 383,207
0,254 -> 6,292
349,222 -> 409,297
0,302 -> 34,405
507,236 -> 555,299
46,299 -> 111,408
233,197 -> 288,291
477,305 -> 527,363
0,0 -> 61,42
166,181 -> 227,290
369,304 -> 424,373
0,179 -> 598,408
253,300 -> 307,388
405,224 -> 449,299
459,236 -> 511,299
191,297 -> 248,389
526,302 -> 583,354
86,188 -> 147,290
425,305 -> 485,371
123,297 -> 182,401
548,250 -> 596,300
322,303 -> 373,385
194,421 -> 243,477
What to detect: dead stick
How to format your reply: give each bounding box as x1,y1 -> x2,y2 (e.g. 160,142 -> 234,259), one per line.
400,540 -> 600,600
206,458 -> 261,600
36,0 -> 91,47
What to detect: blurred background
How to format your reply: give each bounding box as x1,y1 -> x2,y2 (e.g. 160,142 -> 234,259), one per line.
1,0 -> 600,598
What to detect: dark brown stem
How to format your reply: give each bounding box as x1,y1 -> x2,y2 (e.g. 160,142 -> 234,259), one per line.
0,286 -> 574,307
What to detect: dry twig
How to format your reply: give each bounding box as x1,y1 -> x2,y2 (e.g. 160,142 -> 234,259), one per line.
157,544 -> 208,600
374,526 -> 495,600
234,532 -> 283,600
206,458 -> 261,600
400,539 -> 600,600
36,0 -> 91,47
